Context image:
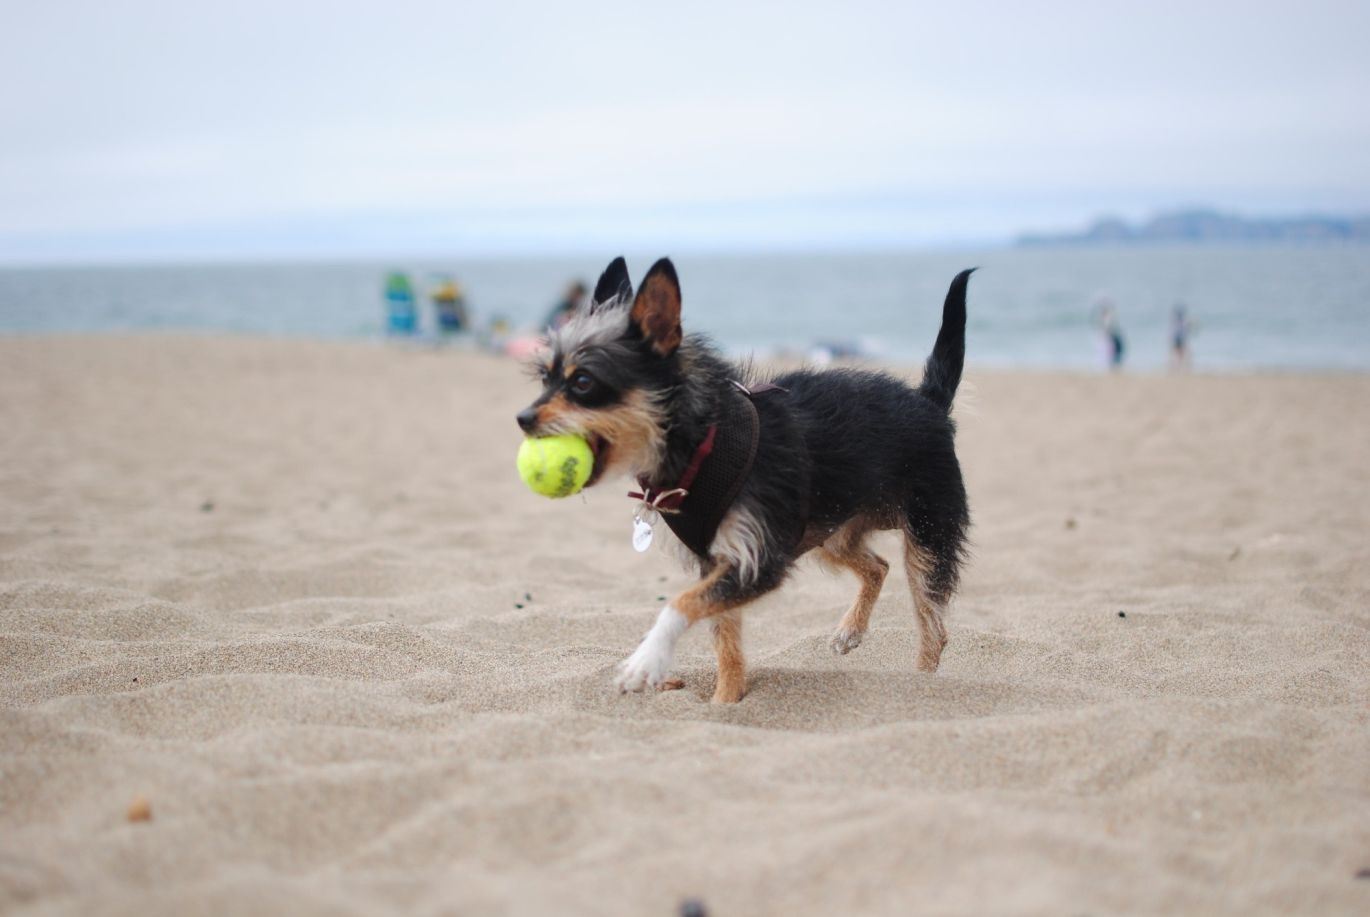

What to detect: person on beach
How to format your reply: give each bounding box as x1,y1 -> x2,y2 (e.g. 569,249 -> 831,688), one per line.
385,272 -> 417,335
1093,299 -> 1126,370
1170,303 -> 1196,370
543,280 -> 588,331
431,276 -> 470,337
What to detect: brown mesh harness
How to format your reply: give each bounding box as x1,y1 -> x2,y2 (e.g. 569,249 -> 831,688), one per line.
628,382 -> 783,559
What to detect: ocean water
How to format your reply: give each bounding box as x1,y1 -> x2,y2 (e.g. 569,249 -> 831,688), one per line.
1,246 -> 1367,371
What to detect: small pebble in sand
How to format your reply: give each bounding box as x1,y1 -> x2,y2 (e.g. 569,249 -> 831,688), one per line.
199,501 -> 214,513
679,898 -> 708,917
1065,517 -> 1077,530
126,796 -> 152,822
1117,611 -> 1127,618
1354,867 -> 1370,879
514,603 -> 524,609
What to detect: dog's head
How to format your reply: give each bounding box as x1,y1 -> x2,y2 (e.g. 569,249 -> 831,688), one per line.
517,257 -> 683,487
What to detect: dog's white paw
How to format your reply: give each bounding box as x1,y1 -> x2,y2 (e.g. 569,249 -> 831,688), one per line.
830,627 -> 864,655
615,605 -> 688,694
616,643 -> 671,693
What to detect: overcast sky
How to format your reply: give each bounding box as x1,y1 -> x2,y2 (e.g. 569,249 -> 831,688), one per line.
2,0 -> 1368,262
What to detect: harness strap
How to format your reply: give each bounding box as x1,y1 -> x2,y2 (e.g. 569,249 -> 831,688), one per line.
626,381 -> 784,558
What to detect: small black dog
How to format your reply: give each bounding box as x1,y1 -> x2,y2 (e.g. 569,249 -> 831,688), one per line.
517,257 -> 971,702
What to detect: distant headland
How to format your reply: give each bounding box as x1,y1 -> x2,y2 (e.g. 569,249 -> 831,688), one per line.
1016,208 -> 1370,246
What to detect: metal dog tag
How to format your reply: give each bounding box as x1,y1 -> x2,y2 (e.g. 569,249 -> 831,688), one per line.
632,510 -> 657,553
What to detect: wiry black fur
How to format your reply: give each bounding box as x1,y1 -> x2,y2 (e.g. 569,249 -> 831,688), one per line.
521,256 -> 972,646
590,256 -> 633,308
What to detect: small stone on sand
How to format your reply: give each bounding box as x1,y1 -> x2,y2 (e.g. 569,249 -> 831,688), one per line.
680,898 -> 708,917
126,796 -> 152,822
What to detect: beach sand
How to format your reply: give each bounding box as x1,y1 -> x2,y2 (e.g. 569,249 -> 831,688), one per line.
1,335 -> 1367,916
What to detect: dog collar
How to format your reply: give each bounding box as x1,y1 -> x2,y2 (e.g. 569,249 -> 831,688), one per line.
627,423 -> 716,514
628,381 -> 781,559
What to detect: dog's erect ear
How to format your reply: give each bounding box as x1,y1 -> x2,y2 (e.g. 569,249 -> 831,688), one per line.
591,256 -> 632,309
630,258 -> 682,357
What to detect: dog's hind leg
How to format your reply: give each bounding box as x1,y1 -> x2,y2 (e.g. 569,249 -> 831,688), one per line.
903,535 -> 955,672
818,519 -> 889,655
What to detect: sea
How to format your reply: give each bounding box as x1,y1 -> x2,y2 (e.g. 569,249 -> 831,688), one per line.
2,245 -> 1367,371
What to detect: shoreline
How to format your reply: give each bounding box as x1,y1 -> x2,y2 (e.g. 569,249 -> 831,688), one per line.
5,330 -> 1369,378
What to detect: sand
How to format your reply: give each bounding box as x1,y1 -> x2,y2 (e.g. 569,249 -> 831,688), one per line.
1,334 -> 1367,916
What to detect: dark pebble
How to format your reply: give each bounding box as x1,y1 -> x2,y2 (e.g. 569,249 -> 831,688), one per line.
200,501 -> 214,512
680,899 -> 708,917
1356,867 -> 1370,879
1117,611 -> 1126,618
514,603 -> 524,609
524,592 -> 532,601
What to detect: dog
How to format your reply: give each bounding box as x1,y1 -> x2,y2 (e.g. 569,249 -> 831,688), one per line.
517,257 -> 972,703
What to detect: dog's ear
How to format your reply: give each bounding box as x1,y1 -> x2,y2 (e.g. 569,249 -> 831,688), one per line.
591,256 -> 632,309
630,258 -> 682,357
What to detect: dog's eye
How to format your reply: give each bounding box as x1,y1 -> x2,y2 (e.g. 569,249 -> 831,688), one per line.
569,372 -> 596,396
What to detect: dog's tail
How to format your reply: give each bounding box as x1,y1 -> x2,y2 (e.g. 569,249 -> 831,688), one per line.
919,268 -> 975,412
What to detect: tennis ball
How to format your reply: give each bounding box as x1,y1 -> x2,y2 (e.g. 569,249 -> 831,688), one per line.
517,435 -> 594,498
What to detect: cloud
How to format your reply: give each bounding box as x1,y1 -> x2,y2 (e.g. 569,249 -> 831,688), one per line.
2,0 -> 1368,260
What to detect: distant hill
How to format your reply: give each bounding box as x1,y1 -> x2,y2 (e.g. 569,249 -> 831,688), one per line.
1016,208 -> 1370,245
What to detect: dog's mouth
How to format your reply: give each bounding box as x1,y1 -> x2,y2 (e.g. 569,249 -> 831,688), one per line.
585,435 -> 609,487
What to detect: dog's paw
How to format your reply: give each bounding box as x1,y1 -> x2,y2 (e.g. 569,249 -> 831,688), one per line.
615,605 -> 687,695
615,643 -> 671,693
615,633 -> 674,693
829,627 -> 864,655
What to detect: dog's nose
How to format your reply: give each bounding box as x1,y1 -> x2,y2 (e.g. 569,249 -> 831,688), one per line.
516,407 -> 539,433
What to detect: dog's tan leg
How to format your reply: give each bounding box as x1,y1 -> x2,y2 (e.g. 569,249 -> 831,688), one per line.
904,538 -> 948,672
617,562 -> 749,696
709,610 -> 746,703
819,522 -> 889,655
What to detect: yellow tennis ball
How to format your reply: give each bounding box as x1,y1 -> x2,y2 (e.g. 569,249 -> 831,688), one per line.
517,435 -> 594,498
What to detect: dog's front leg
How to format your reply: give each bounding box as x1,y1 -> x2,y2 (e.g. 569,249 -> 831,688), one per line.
708,610 -> 746,703
616,562 -> 740,697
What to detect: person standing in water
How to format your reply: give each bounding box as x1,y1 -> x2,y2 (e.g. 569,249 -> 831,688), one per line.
1094,299 -> 1126,370
1170,303 -> 1196,370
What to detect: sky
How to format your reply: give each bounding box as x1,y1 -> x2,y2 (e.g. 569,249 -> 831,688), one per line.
2,0 -> 1368,263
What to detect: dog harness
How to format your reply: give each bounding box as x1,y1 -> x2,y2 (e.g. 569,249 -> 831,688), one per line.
628,381 -> 784,559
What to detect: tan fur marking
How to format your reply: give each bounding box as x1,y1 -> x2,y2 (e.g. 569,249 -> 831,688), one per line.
904,539 -> 948,672
533,390 -> 666,478
710,610 -> 746,703
818,517 -> 890,654
673,561 -> 744,624
630,274 -> 682,357
664,563 -> 748,703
